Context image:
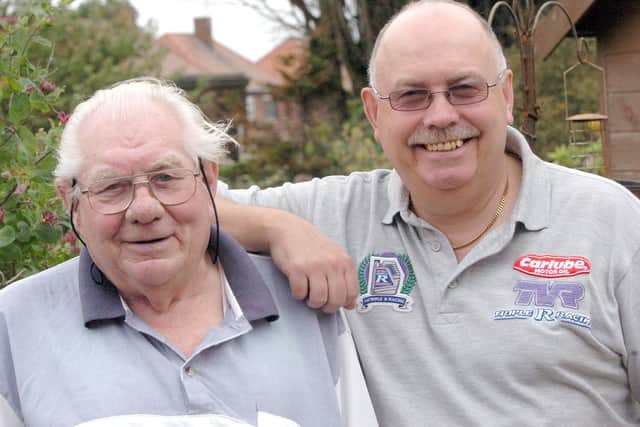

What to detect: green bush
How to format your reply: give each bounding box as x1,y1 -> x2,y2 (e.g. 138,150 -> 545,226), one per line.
0,1 -> 77,287
220,98 -> 389,188
547,142 -> 604,175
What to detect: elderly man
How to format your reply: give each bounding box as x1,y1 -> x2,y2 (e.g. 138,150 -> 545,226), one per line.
0,79 -> 377,427
217,0 -> 640,425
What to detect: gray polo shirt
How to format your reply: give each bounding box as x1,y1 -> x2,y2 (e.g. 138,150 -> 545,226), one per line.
0,228 -> 342,426
219,127 -> 640,426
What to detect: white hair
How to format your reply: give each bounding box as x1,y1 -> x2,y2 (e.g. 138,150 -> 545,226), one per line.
367,0 -> 508,89
54,77 -> 234,182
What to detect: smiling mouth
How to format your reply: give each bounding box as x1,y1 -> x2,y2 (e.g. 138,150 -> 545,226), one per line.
423,138 -> 467,152
131,237 -> 168,245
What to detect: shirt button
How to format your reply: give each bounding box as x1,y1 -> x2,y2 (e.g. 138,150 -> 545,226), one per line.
185,367 -> 195,377
431,241 -> 442,252
448,280 -> 459,289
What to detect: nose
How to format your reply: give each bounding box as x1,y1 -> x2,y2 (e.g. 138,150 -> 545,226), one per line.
421,91 -> 460,129
124,182 -> 163,224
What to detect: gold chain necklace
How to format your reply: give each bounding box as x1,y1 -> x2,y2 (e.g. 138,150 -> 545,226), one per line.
451,178 -> 509,250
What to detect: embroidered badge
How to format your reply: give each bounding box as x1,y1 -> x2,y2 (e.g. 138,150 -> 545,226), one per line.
513,254 -> 591,278
357,253 -> 416,312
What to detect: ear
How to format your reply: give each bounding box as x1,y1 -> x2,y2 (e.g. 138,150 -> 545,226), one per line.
201,160 -> 219,195
501,69 -> 515,125
55,178 -> 74,212
361,87 -> 382,140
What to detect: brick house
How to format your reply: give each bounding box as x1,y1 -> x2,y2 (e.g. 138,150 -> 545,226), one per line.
155,18 -> 305,150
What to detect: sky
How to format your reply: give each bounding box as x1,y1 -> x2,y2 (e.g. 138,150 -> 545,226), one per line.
129,0 -> 296,62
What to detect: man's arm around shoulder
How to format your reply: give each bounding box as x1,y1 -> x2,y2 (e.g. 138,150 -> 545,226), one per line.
216,196 -> 359,313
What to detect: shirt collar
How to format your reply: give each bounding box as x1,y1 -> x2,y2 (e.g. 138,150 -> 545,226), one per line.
382,170 -> 408,224
504,126 -> 550,231
382,126 -> 550,232
79,226 -> 279,327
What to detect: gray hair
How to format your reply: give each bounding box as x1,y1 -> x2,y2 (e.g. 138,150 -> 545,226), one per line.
54,77 -> 234,182
367,0 -> 508,89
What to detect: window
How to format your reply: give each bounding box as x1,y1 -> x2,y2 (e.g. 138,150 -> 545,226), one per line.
245,95 -> 256,123
263,94 -> 277,123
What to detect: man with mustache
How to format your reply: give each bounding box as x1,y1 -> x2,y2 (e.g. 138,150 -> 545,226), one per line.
218,0 -> 640,425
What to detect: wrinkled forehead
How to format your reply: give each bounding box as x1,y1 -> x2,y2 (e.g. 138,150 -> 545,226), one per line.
79,97 -> 182,132
75,100 -> 194,176
375,4 -> 497,87
76,99 -> 189,149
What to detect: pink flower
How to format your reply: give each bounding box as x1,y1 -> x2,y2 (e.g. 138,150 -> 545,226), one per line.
41,210 -> 59,226
62,231 -> 80,253
62,231 -> 77,245
58,111 -> 70,124
39,80 -> 56,95
13,182 -> 27,195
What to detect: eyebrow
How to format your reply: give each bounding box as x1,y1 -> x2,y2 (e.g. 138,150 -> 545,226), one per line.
394,71 -> 488,90
146,157 -> 185,171
89,157 -> 189,181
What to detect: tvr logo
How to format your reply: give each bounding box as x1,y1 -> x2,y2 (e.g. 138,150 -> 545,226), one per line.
495,280 -> 590,328
513,280 -> 584,309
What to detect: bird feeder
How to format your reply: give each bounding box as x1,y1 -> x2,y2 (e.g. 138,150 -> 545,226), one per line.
563,49 -> 608,174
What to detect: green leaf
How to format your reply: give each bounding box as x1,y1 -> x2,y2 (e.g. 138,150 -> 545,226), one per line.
35,151 -> 57,173
32,35 -> 52,48
30,89 -> 50,113
17,125 -> 36,144
8,92 -> 31,124
35,223 -> 62,244
9,28 -> 29,54
16,125 -> 39,159
0,242 -> 22,264
18,78 -> 36,90
15,221 -> 31,243
0,225 -> 17,248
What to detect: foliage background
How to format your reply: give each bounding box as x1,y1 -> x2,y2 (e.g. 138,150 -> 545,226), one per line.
0,0 -> 159,287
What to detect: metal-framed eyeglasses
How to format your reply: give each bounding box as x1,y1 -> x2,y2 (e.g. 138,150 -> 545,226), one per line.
372,70 -> 507,112
78,168 -> 202,215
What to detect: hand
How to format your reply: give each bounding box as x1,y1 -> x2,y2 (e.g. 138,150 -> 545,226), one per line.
215,197 -> 358,313
267,217 -> 359,313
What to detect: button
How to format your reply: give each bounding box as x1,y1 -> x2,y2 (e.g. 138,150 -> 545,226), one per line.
431,241 -> 442,252
447,280 -> 459,289
185,367 -> 195,377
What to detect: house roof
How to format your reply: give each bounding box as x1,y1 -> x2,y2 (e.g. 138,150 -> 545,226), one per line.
256,37 -> 308,86
155,20 -> 279,93
255,36 -> 353,93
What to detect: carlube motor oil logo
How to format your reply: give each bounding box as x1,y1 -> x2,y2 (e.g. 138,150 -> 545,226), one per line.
513,255 -> 591,278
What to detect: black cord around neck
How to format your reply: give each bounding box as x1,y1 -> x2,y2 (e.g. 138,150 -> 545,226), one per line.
199,160 -> 220,264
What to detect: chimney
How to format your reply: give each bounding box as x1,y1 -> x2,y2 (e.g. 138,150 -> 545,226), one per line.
194,17 -> 213,46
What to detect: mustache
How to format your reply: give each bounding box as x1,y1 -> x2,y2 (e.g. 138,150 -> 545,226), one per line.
408,125 -> 479,146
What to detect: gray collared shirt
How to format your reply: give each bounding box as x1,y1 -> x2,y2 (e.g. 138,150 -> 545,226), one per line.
0,228 -> 342,427
218,127 -> 640,426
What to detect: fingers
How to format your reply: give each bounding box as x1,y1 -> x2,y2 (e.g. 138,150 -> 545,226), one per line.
307,271 -> 329,310
320,265 -> 346,314
265,213 -> 358,313
287,257 -> 330,309
313,252 -> 358,314
288,268 -> 310,302
284,252 -> 356,313
343,262 -> 359,310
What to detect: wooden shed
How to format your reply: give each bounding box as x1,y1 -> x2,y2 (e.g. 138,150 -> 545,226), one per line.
534,0 -> 640,195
